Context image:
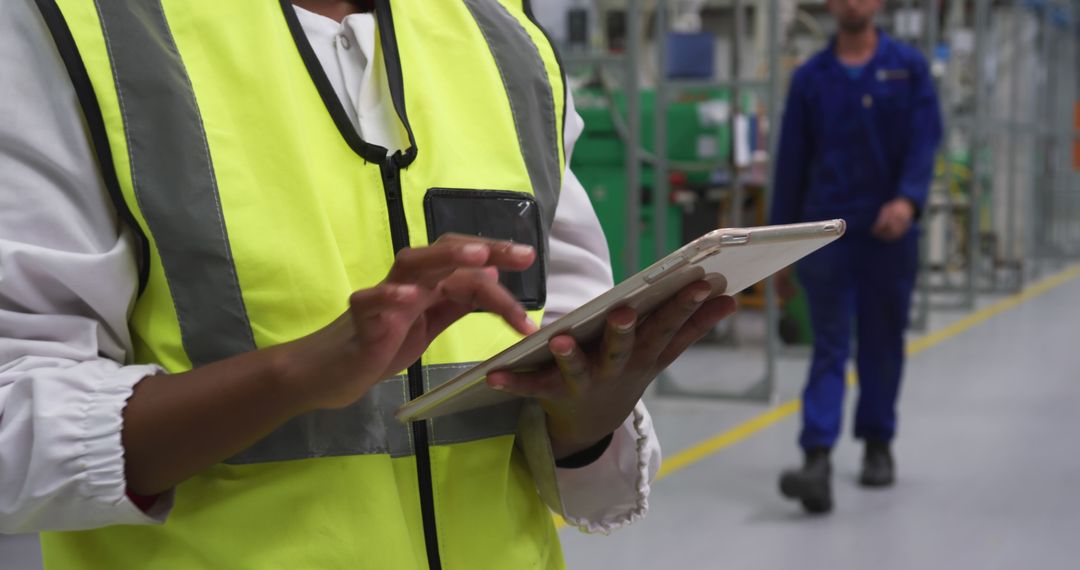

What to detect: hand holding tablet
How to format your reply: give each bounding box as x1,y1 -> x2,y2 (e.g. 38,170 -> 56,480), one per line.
396,220 -> 846,423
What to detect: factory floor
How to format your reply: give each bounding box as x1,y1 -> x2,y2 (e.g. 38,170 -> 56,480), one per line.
3,264 -> 1079,570
561,263 -> 1080,570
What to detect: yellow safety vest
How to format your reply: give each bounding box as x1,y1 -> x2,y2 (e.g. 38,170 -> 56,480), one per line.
34,0 -> 567,568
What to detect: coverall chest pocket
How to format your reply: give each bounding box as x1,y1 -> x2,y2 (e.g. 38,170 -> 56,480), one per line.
869,72 -> 914,143
871,71 -> 913,111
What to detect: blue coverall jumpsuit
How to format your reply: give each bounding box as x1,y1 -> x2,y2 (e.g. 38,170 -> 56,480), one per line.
770,31 -> 943,450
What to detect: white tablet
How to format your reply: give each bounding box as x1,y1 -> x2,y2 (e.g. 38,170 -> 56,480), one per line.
395,219 -> 845,423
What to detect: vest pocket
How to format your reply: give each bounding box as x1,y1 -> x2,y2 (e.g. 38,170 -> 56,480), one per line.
424,188 -> 547,310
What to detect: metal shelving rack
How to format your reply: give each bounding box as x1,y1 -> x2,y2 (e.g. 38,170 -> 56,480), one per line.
561,0 -> 644,282
653,0 -> 785,403
918,0 -> 1080,311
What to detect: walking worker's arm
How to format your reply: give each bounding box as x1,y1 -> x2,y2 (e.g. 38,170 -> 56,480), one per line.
769,68 -> 815,227
894,56 -> 943,215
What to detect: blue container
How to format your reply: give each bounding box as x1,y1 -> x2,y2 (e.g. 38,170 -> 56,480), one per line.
666,32 -> 715,79
934,43 -> 951,62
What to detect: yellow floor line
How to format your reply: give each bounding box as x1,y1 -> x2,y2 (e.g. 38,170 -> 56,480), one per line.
554,263 -> 1080,531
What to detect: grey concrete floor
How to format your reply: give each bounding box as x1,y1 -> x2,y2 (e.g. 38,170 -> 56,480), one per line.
3,268 -> 1078,569
561,269 -> 1080,569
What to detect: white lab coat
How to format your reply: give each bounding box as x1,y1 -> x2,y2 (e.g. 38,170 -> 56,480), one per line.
0,0 -> 659,535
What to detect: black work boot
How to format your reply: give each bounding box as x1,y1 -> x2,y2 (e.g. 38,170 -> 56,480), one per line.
779,448 -> 833,514
859,440 -> 895,488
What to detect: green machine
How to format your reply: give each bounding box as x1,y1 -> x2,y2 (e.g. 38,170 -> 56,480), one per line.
571,86 -> 814,345
570,87 -> 732,280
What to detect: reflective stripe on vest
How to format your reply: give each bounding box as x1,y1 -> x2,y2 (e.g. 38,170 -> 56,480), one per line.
464,0 -> 561,233
88,0 -> 256,367
227,363 -> 522,464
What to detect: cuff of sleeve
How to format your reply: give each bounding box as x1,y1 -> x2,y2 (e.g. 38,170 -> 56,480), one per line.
125,488 -> 172,520
897,193 -> 923,221
554,403 -> 660,534
554,433 -> 613,469
79,364 -> 173,527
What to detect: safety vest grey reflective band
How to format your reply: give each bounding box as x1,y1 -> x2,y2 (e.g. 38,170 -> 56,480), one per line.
464,0 -> 562,234
87,0 -> 256,367
226,363 -> 517,464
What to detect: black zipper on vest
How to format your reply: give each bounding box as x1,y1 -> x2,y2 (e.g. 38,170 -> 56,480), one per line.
283,0 -> 431,562
409,366 -> 441,570
380,158 -> 443,570
380,159 -> 410,252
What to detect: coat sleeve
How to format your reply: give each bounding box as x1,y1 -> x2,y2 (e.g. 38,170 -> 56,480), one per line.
895,56 -> 943,213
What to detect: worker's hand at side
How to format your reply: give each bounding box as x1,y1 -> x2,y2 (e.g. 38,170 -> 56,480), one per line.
872,198 -> 916,242
485,281 -> 737,459
284,234 -> 538,411
775,266 -> 798,301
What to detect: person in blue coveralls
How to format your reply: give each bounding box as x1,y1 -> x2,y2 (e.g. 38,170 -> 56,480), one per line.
770,0 -> 942,514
